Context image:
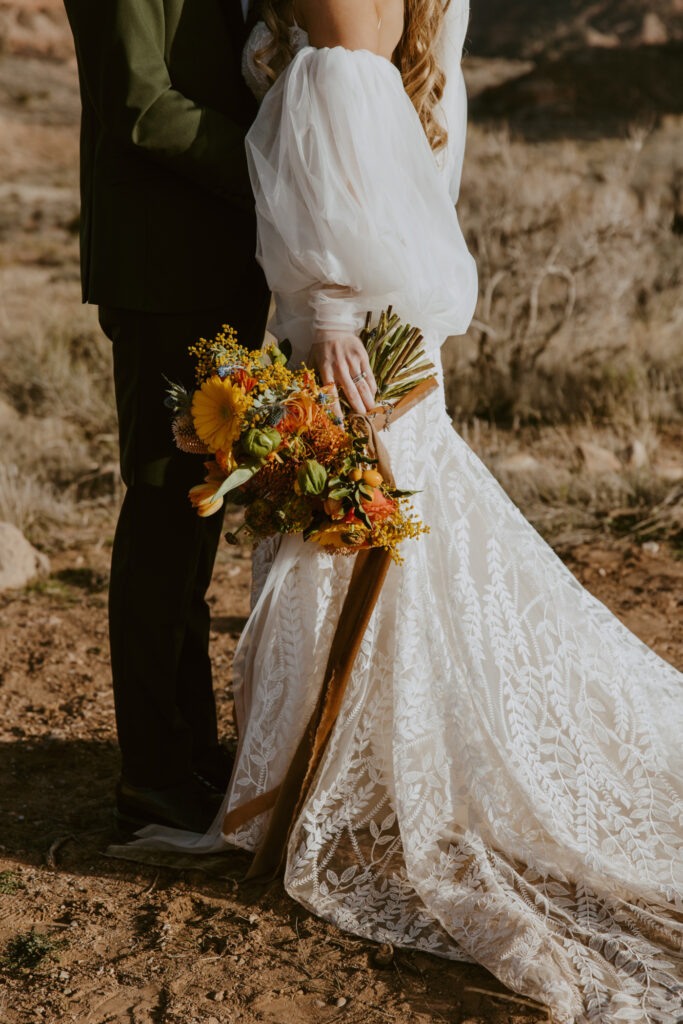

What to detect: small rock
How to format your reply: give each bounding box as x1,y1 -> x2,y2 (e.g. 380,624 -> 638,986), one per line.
206,1017 -> 220,1024
209,991 -> 225,1002
315,1000 -> 326,1008
0,522 -> 50,592
58,971 -> 69,981
640,12 -> 668,45
575,442 -> 621,475
335,996 -> 348,1008
654,461 -> 683,483
620,439 -> 648,470
642,541 -> 660,555
498,452 -> 541,473
0,398 -> 21,430
584,26 -> 619,48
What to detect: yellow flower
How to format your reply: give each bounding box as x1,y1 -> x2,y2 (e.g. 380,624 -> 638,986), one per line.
310,521 -> 368,550
191,376 -> 251,453
189,481 -> 224,518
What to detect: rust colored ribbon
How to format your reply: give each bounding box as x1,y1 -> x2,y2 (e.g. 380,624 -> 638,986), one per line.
222,376 -> 438,878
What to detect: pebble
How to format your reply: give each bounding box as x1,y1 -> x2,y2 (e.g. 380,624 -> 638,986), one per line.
335,996 -> 348,1008
209,991 -> 225,1002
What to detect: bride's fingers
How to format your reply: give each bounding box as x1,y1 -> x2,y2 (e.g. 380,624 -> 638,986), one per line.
359,354 -> 378,400
356,375 -> 377,411
338,365 -> 365,414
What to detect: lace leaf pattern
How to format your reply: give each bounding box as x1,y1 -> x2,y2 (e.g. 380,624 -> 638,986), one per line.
226,334 -> 683,1024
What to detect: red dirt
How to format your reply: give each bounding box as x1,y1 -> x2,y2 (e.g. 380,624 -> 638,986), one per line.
0,517 -> 681,1024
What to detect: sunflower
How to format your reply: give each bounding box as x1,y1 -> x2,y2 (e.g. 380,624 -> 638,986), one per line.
191,376 -> 251,453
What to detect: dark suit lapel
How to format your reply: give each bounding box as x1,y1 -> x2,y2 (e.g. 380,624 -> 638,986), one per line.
220,0 -> 250,48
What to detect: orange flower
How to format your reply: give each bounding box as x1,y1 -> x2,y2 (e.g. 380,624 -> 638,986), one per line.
361,487 -> 397,523
189,481 -> 224,517
279,392 -> 316,434
232,368 -> 257,392
215,448 -> 238,475
188,461 -> 227,517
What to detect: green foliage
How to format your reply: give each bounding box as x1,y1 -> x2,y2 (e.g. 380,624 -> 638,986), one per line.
1,929 -> 66,972
0,871 -> 26,896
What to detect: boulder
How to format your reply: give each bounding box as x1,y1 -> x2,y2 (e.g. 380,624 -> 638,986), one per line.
575,441 -> 621,475
0,521 -> 50,592
497,452 -> 542,473
640,13 -> 668,46
620,439 -> 649,470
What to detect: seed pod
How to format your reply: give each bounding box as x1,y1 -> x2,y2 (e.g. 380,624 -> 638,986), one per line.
297,459 -> 327,496
241,427 -> 281,458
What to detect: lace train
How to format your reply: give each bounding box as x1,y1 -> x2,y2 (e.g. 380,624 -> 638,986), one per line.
224,341 -> 683,1024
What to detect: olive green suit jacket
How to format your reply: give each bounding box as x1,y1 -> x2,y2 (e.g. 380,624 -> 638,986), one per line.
64,0 -> 267,313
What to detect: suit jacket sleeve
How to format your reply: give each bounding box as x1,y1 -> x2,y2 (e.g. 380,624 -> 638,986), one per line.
64,0 -> 252,201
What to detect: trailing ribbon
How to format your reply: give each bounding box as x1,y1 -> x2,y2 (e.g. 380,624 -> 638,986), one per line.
222,375 -> 438,877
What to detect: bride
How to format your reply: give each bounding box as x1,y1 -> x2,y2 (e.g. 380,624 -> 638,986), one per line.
134,0 -> 683,1020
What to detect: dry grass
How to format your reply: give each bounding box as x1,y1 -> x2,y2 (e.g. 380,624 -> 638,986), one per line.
0,266 -> 118,545
447,115 -> 683,425
0,41 -> 682,555
455,417 -> 683,549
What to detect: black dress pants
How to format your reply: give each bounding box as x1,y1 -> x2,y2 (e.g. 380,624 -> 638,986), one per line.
100,303 -> 266,787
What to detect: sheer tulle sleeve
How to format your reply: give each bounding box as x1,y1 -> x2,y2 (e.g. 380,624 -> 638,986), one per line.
245,45 -> 478,339
434,0 -> 471,204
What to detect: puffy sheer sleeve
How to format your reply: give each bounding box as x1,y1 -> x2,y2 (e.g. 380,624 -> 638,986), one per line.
245,44 -> 478,340
434,0 -> 471,204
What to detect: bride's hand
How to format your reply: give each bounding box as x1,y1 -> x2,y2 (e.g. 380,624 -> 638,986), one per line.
309,329 -> 378,419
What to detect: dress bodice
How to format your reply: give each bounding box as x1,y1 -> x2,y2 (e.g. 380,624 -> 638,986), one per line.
242,21 -> 310,102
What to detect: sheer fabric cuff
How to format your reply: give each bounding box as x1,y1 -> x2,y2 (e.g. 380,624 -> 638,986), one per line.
310,289 -> 364,335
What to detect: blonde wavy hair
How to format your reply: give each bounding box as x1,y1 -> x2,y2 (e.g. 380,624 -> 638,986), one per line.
254,0 -> 450,152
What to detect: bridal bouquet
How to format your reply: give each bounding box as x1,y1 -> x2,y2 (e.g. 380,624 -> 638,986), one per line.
166,310 -> 434,562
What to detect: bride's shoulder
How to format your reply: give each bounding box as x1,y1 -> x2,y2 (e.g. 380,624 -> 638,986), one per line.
297,0 -> 402,55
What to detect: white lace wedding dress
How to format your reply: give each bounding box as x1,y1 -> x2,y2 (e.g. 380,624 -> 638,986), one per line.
135,6 -> 683,1021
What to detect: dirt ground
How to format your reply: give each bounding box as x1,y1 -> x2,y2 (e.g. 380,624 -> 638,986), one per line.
0,514 -> 681,1024
2,4 -> 683,1023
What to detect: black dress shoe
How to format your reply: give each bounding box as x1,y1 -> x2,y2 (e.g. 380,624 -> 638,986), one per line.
115,775 -> 224,835
192,744 -> 235,793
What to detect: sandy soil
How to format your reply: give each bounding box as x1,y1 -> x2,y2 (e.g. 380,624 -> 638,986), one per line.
1,516 -> 682,1024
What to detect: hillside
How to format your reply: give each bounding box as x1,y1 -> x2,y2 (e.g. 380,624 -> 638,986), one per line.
468,0 -> 683,57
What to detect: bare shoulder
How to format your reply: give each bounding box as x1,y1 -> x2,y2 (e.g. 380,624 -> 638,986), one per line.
297,0 -> 402,56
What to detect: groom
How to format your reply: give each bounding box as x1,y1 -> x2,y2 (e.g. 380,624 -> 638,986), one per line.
63,0 -> 270,832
